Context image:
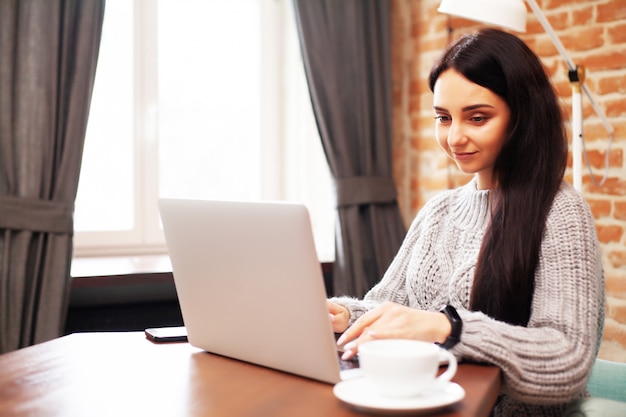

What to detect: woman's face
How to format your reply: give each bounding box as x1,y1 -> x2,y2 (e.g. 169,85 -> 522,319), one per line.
433,69 -> 511,190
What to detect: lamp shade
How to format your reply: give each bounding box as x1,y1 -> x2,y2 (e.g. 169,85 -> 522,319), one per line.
438,0 -> 527,33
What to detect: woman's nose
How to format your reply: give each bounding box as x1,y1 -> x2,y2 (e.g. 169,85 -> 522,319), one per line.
447,122 -> 467,147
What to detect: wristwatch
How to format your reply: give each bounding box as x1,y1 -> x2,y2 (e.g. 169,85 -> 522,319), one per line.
437,304 -> 462,350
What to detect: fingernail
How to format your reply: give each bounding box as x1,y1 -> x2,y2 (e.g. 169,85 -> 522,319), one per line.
336,334 -> 346,345
341,350 -> 353,360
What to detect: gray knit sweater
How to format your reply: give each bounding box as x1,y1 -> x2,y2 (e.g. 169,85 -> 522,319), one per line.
332,179 -> 605,417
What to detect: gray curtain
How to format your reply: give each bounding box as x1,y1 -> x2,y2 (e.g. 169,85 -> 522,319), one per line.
293,0 -> 406,297
0,0 -> 105,353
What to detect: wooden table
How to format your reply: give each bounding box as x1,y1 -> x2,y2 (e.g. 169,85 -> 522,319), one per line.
0,332 -> 501,416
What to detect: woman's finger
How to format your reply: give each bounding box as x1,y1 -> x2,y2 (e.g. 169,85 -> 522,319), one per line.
340,327 -> 381,359
336,307 -> 384,346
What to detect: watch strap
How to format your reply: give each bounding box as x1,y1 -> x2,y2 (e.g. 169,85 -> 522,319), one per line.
437,304 -> 462,350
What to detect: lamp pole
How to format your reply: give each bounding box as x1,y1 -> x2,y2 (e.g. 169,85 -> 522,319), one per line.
571,67 -> 584,192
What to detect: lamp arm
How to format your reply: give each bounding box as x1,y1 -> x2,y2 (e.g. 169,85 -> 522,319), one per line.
525,0 -> 575,70
525,0 -> 614,136
525,0 -> 614,189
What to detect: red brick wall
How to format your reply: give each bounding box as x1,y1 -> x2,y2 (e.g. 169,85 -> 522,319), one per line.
390,0 -> 626,362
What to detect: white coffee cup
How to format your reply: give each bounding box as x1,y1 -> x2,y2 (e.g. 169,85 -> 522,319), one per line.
358,339 -> 457,398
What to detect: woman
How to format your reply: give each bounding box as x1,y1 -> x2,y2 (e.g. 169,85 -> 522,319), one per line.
328,28 -> 605,416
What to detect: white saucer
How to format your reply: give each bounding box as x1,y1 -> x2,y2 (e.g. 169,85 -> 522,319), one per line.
333,379 -> 465,415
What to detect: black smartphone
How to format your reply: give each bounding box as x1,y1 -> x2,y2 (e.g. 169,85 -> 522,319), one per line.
145,326 -> 188,343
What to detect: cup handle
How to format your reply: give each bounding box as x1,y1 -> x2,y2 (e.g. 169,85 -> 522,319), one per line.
435,349 -> 457,386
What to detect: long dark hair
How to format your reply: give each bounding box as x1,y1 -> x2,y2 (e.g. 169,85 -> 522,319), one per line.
428,28 -> 568,326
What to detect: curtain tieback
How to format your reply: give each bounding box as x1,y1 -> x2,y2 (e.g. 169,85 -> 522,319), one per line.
335,176 -> 398,207
0,194 -> 73,234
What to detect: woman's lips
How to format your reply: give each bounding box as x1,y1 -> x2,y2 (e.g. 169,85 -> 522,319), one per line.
453,151 -> 477,161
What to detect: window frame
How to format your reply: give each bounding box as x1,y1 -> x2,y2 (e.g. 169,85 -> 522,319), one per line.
73,0 -> 335,261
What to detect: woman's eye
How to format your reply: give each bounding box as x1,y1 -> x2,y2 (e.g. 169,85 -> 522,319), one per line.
470,115 -> 487,123
435,115 -> 451,123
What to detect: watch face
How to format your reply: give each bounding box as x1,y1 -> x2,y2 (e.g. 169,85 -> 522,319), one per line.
440,305 -> 459,319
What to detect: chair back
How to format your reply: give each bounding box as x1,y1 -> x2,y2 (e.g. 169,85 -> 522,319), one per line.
587,359 -> 626,402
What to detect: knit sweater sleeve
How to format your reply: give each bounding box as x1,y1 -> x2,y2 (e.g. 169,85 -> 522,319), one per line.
453,185 -> 605,405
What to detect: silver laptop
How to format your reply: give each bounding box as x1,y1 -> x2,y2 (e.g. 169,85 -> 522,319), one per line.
158,198 -> 360,384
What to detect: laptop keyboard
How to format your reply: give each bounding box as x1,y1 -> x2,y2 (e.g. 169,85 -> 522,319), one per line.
338,354 -> 359,371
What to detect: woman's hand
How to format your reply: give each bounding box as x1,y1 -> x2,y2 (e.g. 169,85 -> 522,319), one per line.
327,300 -> 350,333
336,301 -> 451,359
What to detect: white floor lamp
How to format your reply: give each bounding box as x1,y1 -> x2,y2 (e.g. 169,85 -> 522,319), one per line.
437,0 -> 614,192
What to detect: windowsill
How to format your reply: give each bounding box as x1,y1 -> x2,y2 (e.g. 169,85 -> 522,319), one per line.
71,254 -> 173,278
70,254 -> 334,278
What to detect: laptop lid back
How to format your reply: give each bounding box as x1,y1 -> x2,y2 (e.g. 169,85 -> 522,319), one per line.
158,198 -> 342,384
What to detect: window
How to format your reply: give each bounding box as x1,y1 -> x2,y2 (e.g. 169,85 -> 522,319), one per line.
74,0 -> 335,261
